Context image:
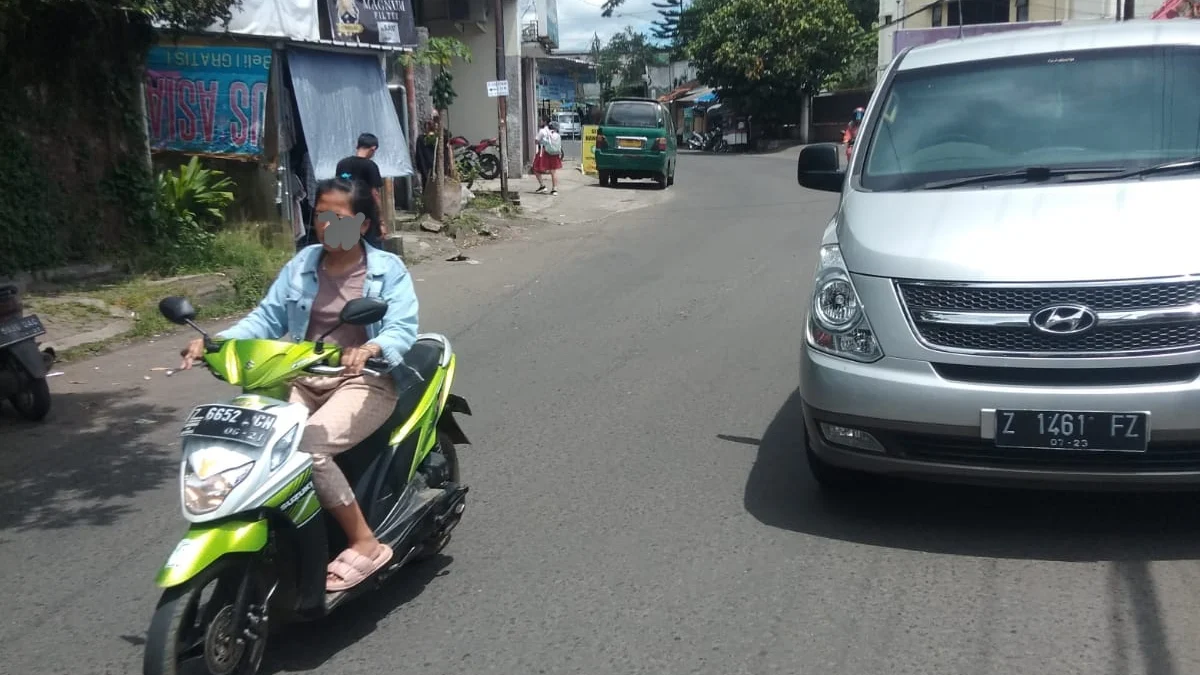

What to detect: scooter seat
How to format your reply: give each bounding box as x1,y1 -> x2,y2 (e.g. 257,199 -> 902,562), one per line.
333,337 -> 447,485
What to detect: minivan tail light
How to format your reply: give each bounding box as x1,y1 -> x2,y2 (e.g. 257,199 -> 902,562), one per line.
596,130 -> 607,149
654,138 -> 667,151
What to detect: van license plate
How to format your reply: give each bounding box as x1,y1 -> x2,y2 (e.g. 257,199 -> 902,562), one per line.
994,410 -> 1149,452
617,137 -> 644,149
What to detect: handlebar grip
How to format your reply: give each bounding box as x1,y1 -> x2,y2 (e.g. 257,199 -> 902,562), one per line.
366,357 -> 391,370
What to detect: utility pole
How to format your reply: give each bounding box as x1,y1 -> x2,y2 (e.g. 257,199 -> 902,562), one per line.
493,0 -> 510,201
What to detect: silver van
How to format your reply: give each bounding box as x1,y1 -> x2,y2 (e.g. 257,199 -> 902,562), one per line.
555,111 -> 582,139
795,21 -> 1200,491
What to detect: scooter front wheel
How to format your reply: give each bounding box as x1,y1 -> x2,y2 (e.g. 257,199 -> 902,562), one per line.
143,559 -> 269,675
10,377 -> 50,421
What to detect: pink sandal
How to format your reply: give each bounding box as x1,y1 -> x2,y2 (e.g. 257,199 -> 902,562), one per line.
326,544 -> 394,592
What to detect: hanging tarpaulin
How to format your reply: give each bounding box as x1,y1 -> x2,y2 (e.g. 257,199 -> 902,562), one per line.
323,0 -> 418,47
286,48 -> 413,178
1151,0 -> 1200,18
143,44 -> 273,157
204,0 -> 320,40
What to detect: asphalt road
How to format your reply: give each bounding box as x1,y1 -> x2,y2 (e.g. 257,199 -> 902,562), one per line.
6,148 -> 1200,675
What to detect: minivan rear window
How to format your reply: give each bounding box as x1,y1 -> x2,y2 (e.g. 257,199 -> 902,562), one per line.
605,102 -> 661,128
861,46 -> 1200,191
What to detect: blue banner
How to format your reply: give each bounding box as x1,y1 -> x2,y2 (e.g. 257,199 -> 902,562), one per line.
144,45 -> 273,156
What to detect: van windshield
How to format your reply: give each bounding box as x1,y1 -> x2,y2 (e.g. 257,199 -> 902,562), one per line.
605,102 -> 661,128
861,46 -> 1200,191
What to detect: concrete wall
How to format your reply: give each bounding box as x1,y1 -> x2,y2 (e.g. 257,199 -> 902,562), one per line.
876,0 -> 1119,74
427,0 -> 525,177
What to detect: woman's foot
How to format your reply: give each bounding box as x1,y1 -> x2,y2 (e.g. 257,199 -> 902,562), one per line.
534,185 -> 547,194
326,542 -> 393,592
550,189 -> 558,196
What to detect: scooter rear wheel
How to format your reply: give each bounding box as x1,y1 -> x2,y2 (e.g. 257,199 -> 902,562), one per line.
10,378 -> 50,421
478,154 -> 501,181
143,559 -> 269,675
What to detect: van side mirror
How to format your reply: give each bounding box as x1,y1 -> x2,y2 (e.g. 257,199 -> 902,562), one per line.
797,143 -> 845,193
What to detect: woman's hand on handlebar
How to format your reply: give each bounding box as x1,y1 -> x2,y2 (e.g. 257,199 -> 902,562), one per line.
179,338 -> 206,370
342,343 -> 385,377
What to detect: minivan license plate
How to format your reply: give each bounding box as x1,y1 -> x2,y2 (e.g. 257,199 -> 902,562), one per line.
994,410 -> 1149,452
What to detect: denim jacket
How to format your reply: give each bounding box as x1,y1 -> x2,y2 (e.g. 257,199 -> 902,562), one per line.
217,242 -> 421,388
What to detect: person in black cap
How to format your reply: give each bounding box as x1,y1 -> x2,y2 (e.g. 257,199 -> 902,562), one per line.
336,132 -> 386,246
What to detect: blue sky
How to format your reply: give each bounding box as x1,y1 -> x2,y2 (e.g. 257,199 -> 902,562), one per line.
520,0 -> 667,52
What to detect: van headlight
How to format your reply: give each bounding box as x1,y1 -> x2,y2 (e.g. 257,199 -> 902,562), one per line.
807,245 -> 883,363
183,442 -> 256,515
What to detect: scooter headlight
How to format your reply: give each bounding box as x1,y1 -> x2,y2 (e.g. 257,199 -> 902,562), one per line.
183,442 -> 256,515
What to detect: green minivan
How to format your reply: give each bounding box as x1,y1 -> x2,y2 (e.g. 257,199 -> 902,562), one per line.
594,97 -> 677,189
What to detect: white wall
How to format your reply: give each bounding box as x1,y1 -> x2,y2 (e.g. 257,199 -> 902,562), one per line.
428,0 -> 524,174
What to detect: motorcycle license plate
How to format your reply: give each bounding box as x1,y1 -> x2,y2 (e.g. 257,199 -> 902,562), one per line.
181,404 -> 278,447
0,314 -> 46,350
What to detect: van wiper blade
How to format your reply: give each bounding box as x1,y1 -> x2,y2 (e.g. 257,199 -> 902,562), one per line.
1098,155 -> 1200,181
917,166 -> 1124,190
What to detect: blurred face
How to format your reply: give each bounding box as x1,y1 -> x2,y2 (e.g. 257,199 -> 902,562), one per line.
314,189 -> 369,253
363,145 -> 377,158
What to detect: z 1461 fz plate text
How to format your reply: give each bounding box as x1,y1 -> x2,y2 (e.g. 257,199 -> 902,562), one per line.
994,410 -> 1149,452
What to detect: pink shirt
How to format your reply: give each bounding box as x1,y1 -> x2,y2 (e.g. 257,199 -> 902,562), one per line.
304,256 -> 369,348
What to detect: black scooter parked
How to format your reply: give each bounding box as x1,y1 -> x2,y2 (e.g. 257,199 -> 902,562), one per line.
0,283 -> 55,421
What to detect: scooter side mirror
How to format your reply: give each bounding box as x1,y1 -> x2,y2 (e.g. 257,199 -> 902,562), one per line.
339,297 -> 389,326
159,296 -> 198,326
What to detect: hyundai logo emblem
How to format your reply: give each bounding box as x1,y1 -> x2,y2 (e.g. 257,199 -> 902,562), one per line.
1030,304 -> 1098,336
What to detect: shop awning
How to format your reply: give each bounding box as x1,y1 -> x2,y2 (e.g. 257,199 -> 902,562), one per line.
658,81 -> 699,103
286,47 -> 413,178
677,86 -> 714,104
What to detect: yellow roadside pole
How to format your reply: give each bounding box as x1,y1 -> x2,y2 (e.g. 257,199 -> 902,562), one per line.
580,125 -> 598,176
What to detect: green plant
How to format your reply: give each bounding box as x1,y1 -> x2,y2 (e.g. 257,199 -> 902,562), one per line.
397,37 -> 472,217
456,154 -> 481,187
157,155 -> 236,231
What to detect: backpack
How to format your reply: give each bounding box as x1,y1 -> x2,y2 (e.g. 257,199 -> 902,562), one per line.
543,132 -> 562,157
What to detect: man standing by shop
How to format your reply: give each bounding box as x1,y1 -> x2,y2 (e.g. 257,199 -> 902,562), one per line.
335,132 -> 387,246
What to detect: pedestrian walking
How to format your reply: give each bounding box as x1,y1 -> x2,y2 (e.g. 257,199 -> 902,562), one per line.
533,119 -> 563,195
336,132 -> 387,247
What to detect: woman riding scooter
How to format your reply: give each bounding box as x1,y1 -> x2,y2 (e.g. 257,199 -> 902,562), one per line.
178,177 -> 421,593
843,106 -> 865,161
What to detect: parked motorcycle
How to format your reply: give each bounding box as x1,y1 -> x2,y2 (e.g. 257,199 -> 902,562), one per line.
142,295 -> 473,675
0,282 -> 55,421
449,136 -> 501,181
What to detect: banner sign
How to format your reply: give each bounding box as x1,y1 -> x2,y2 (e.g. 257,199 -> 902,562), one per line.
581,125 -> 598,176
144,45 -> 272,157
326,0 -> 417,46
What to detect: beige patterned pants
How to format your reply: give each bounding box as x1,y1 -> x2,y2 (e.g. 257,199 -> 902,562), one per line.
289,374 -> 399,508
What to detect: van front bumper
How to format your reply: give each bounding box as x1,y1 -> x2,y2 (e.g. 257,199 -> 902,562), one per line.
800,347 -> 1200,490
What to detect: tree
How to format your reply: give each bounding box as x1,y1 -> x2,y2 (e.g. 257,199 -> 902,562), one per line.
397,37 -> 472,218
825,27 -> 878,90
591,27 -> 654,103
687,0 -> 862,117
650,0 -> 683,42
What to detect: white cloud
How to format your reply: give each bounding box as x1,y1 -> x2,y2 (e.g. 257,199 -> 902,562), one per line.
522,0 -> 668,52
